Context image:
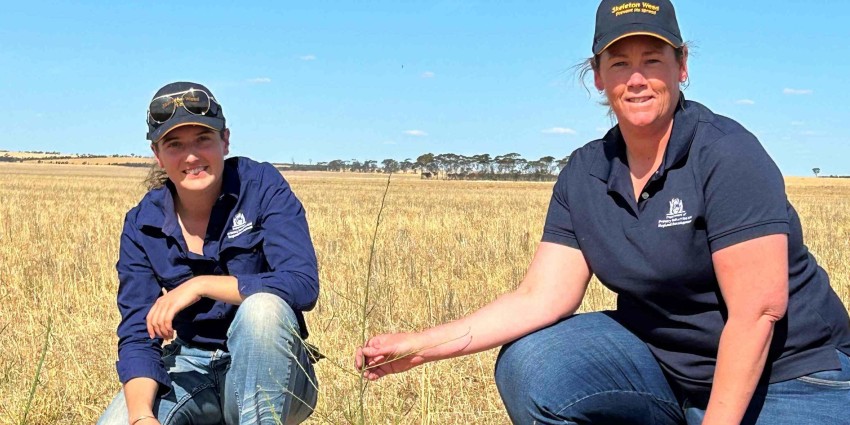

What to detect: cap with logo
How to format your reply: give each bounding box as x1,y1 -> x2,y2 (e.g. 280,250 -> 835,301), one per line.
146,81 -> 226,143
593,0 -> 683,55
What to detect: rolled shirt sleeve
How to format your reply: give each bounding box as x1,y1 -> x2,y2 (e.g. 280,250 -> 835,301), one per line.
115,213 -> 170,390
701,132 -> 790,252
235,164 -> 319,312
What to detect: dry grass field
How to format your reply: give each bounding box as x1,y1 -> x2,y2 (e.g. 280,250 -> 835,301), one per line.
0,163 -> 848,424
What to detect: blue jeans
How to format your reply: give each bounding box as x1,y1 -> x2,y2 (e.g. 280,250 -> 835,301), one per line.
495,312 -> 850,425
98,293 -> 318,425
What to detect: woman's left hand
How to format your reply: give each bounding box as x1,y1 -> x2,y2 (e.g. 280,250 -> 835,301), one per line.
146,278 -> 202,340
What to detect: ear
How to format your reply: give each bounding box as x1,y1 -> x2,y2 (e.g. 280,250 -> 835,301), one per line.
221,128 -> 231,156
150,143 -> 163,168
593,69 -> 605,92
593,56 -> 605,92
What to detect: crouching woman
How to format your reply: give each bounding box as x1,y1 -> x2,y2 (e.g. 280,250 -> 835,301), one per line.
98,82 -> 319,425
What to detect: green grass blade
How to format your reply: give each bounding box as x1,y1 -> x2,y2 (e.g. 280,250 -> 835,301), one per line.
19,317 -> 51,425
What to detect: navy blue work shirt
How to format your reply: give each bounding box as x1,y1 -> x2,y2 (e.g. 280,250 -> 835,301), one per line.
115,156 -> 319,390
543,96 -> 850,401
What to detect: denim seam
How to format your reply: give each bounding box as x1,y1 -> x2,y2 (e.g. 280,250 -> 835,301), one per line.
795,376 -> 850,388
162,382 -> 217,425
552,389 -> 680,417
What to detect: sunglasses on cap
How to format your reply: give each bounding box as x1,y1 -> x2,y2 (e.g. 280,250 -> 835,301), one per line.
147,88 -> 221,124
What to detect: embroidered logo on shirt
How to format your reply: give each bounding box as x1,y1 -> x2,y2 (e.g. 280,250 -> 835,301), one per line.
226,212 -> 254,239
658,198 -> 693,228
668,198 -> 685,217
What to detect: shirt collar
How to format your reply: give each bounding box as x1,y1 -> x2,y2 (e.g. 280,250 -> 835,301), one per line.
589,93 -> 699,187
137,157 -> 242,235
137,183 -> 180,236
220,157 -> 241,200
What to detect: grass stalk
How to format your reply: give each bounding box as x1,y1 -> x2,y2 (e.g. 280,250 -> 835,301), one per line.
357,173 -> 393,425
19,317 -> 51,425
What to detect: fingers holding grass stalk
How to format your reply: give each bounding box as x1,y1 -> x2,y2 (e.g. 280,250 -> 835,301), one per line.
355,328 -> 473,381
356,332 -> 427,380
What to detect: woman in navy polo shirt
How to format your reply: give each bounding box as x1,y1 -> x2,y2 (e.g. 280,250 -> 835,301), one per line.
98,82 -> 318,425
357,1 -> 850,423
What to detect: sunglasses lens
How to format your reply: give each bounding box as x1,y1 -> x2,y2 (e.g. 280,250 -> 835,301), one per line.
149,96 -> 176,123
182,90 -> 210,116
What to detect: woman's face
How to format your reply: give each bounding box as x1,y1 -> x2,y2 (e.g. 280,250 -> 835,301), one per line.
152,125 -> 230,195
594,35 -> 687,134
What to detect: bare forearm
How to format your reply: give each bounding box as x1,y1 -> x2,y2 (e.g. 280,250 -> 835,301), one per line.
123,377 -> 158,422
703,315 -> 776,425
416,286 -> 579,363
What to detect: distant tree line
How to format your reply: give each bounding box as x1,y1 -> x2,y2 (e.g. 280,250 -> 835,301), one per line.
284,153 -> 572,181
0,153 -> 114,162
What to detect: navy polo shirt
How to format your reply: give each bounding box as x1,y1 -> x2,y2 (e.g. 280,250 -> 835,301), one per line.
543,97 -> 850,401
115,156 -> 319,390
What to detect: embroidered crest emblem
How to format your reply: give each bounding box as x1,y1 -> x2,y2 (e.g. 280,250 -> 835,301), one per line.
227,212 -> 254,239
658,198 -> 693,228
667,198 -> 685,218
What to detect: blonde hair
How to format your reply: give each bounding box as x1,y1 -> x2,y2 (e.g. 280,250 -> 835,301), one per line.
144,162 -> 169,190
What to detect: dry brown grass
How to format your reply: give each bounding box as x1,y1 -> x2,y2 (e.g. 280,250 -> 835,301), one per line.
0,163 -> 847,424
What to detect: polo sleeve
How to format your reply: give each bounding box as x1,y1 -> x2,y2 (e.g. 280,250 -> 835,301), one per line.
115,214 -> 170,391
234,164 -> 319,312
542,160 -> 580,249
701,132 -> 790,253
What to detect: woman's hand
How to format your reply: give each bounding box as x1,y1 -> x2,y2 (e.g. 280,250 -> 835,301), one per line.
355,332 -> 428,381
146,278 -> 202,340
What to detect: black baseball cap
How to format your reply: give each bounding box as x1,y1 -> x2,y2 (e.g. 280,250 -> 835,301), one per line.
593,0 -> 683,55
146,81 -> 226,143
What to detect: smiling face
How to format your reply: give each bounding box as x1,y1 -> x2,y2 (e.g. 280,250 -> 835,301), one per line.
151,125 -> 230,195
593,35 -> 688,136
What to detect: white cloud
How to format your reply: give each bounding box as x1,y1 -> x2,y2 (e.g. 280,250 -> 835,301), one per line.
735,99 -> 756,105
404,130 -> 428,137
542,127 -> 577,135
247,77 -> 271,84
421,71 -> 435,79
791,121 -> 805,126
783,88 -> 813,95
300,54 -> 317,61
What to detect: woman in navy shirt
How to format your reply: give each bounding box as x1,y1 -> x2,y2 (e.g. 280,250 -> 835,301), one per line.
357,1 -> 850,423
98,82 -> 319,425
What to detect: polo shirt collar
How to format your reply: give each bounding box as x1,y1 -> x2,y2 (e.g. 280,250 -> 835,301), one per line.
137,158 -> 242,235
589,94 -> 699,188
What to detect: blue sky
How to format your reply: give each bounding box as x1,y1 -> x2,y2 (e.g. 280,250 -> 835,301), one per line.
1,1 -> 847,176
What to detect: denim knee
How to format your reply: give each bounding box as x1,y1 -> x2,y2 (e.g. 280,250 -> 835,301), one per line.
493,314 -> 684,425
494,332 -> 554,412
228,293 -> 300,344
